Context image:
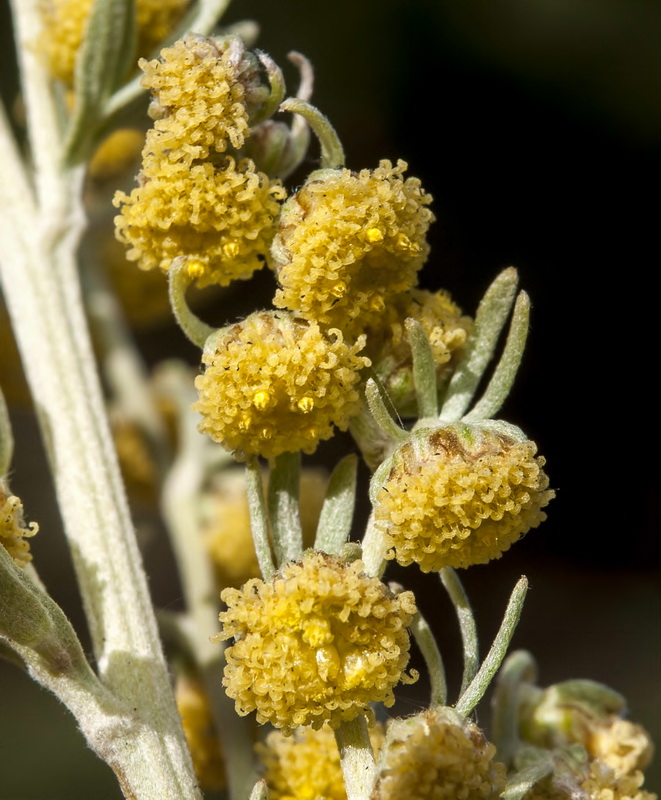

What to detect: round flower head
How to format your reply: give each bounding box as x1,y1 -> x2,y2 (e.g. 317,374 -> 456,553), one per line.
113,156 -> 286,285
0,481 -> 38,568
175,673 -> 226,792
140,35 -> 269,166
194,311 -> 370,460
374,423 -> 553,572
369,289 -> 473,417
218,551 -> 417,732
372,707 -> 506,800
258,723 -> 385,800
39,0 -> 190,87
272,160 -> 434,336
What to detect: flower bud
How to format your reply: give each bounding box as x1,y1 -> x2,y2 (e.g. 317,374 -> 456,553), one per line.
372,707 -> 505,800
374,422 -> 553,571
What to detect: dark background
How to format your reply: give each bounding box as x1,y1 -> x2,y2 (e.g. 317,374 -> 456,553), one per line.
1,0 -> 659,796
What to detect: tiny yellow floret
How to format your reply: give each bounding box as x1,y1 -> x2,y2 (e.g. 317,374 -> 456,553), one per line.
194,312 -> 370,460
272,160 -> 434,336
218,552 -> 417,732
375,424 -> 554,571
258,723 -> 385,800
0,481 -> 38,568
373,708 -> 506,800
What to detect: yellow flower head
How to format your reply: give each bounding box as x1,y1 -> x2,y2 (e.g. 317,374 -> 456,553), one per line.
272,160 -> 434,336
194,311 -> 370,460
373,708 -> 506,800
39,0 -> 190,86
258,723 -> 385,800
0,481 -> 38,568
175,673 -> 226,792
218,551 -> 417,732
140,35 -> 268,165
204,467 -> 328,589
113,156 -> 286,285
368,288 -> 473,417
375,423 -> 553,572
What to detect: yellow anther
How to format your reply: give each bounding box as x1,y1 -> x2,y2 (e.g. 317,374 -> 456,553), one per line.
237,414 -> 252,432
330,281 -> 348,298
315,644 -> 341,682
186,259 -> 205,278
342,652 -> 369,689
252,390 -> 271,410
303,427 -> 318,441
302,617 -> 333,647
395,233 -> 421,252
365,226 -> 384,243
369,295 -> 385,313
297,396 -> 315,414
258,425 -> 273,440
223,241 -> 240,259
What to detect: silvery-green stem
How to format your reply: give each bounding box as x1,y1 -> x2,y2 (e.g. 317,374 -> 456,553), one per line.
246,457 -> 276,579
162,372 -> 256,800
1,2 -> 202,795
360,511 -> 386,578
279,98 -> 345,169
439,567 -> 479,694
0,389 -> 13,476
410,608 -> 447,707
335,716 -> 377,800
169,258 -> 216,349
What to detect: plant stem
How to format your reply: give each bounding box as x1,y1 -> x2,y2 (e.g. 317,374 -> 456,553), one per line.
439,567 -> 479,695
2,2 -> 202,795
410,608 -> 447,706
162,373 -> 256,800
335,716 -> 377,800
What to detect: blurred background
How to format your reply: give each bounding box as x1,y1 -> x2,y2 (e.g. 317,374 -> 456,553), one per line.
1,0 -> 659,796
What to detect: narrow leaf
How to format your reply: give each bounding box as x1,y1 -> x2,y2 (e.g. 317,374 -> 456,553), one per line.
64,0 -> 136,164
440,268 -> 519,422
365,378 -> 408,443
268,451 -> 303,565
314,454 -> 358,555
406,317 -> 438,419
439,567 -> 479,694
455,576 -> 528,715
464,291 -> 530,422
245,458 -> 275,579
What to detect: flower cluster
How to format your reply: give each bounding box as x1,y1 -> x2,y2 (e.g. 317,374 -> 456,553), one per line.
258,724 -> 385,800
114,36 -> 286,287
194,311 -> 369,460
39,0 -> 189,86
373,708 -> 506,800
272,160 -> 434,336
218,552 -> 417,732
375,424 -> 553,571
0,481 -> 38,568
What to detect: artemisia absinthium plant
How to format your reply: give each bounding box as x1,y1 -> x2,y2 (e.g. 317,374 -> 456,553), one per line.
0,2 -> 654,800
